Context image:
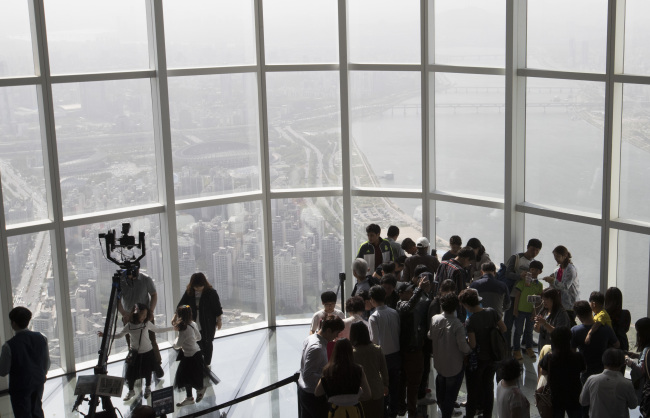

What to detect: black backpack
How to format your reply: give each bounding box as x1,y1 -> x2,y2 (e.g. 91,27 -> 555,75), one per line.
489,326 -> 509,362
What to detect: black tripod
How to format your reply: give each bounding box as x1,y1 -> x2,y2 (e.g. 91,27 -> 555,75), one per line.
72,270 -> 122,417
73,224 -> 146,417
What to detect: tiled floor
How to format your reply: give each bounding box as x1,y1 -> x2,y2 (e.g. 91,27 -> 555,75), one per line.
0,325 -> 642,417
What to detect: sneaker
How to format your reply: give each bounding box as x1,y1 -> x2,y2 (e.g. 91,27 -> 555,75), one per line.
144,386 -> 151,398
196,387 -> 206,403
526,348 -> 537,359
123,390 -> 135,401
513,350 -> 523,361
176,397 -> 195,407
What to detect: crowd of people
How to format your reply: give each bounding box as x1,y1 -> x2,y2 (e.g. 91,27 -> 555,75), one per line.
1,222 -> 649,418
298,224 -> 645,418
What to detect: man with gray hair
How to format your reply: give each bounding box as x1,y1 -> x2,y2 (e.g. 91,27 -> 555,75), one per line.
351,258 -> 378,297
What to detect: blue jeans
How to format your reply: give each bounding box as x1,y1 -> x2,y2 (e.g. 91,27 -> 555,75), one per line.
512,311 -> 534,350
435,367 -> 464,418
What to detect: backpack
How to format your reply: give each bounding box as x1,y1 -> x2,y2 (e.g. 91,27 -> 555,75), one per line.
489,326 -> 509,362
497,254 -> 520,292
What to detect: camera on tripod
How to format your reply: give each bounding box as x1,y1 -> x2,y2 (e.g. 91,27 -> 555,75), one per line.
99,223 -> 145,276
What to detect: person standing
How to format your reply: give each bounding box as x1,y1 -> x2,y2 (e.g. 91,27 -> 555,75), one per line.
469,262 -> 510,319
386,225 -> 405,259
580,348 -> 637,418
368,285 -> 401,418
177,272 -> 223,366
118,267 -> 164,378
441,236 -> 462,262
0,307 -> 50,418
503,238 -> 542,352
350,321 -> 389,418
543,245 -> 579,326
460,288 -> 507,418
298,315 -> 345,418
402,237 -> 440,283
429,293 -> 472,418
356,224 -> 394,271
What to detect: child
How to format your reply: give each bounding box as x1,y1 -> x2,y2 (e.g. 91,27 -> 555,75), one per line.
309,291 -> 345,334
585,291 -> 612,344
100,303 -> 173,401
496,358 -> 530,418
512,260 -> 543,360
173,305 -> 207,406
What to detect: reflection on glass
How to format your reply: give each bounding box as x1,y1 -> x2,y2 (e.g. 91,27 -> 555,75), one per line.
263,0 -> 338,64
64,215 -> 167,364
8,232 -> 57,371
163,0 -> 256,68
432,73 -> 505,197
525,78 -> 604,214
434,202 -> 504,265
0,1 -> 35,77
271,197 -> 343,319
176,201 -> 266,329
348,0 -> 420,64
352,197 -> 423,258
433,0 -> 505,67
620,84 -> 650,223
0,87 -> 48,224
527,0 -> 607,72
616,230 -> 649,329
44,0 -> 149,74
524,214 -> 600,300
266,72 -> 341,189
350,72 -> 421,189
52,80 -> 158,217
624,0 -> 650,76
168,74 -> 261,200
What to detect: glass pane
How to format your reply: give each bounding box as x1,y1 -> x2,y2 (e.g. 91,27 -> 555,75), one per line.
348,0 -> 420,64
0,86 -> 48,224
65,215 -> 168,364
432,73 -> 505,197
616,230 -> 649,331
624,0 -> 650,75
524,214 -> 601,301
619,84 -> 650,223
44,0 -> 149,74
0,1 -> 35,77
352,197 -> 423,260
51,80 -> 158,217
263,0 -> 339,64
266,72 -> 342,189
7,232 -> 58,371
527,0 -> 607,72
272,197 -> 344,319
434,201 -> 504,266
350,72 -> 421,189
525,78 -> 604,214
168,74 -> 261,200
433,0 -> 505,67
176,201 -> 266,329
164,0 -> 256,68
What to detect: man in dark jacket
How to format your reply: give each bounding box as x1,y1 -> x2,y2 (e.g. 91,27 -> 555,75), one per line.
402,236 -> 440,283
470,262 -> 511,318
356,224 -> 394,271
0,307 -> 50,418
396,277 -> 431,418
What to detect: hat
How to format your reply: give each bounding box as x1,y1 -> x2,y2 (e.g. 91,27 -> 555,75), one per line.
416,237 -> 430,248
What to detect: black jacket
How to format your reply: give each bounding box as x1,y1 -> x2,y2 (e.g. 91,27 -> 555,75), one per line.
177,288 -> 223,341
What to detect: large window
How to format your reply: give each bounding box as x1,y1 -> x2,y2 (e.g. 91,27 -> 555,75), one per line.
0,1 -> 649,378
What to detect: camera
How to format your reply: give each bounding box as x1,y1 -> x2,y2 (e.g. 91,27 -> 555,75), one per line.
527,295 -> 542,304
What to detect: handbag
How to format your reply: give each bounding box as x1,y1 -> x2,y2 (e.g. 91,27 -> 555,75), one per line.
535,363 -> 553,418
